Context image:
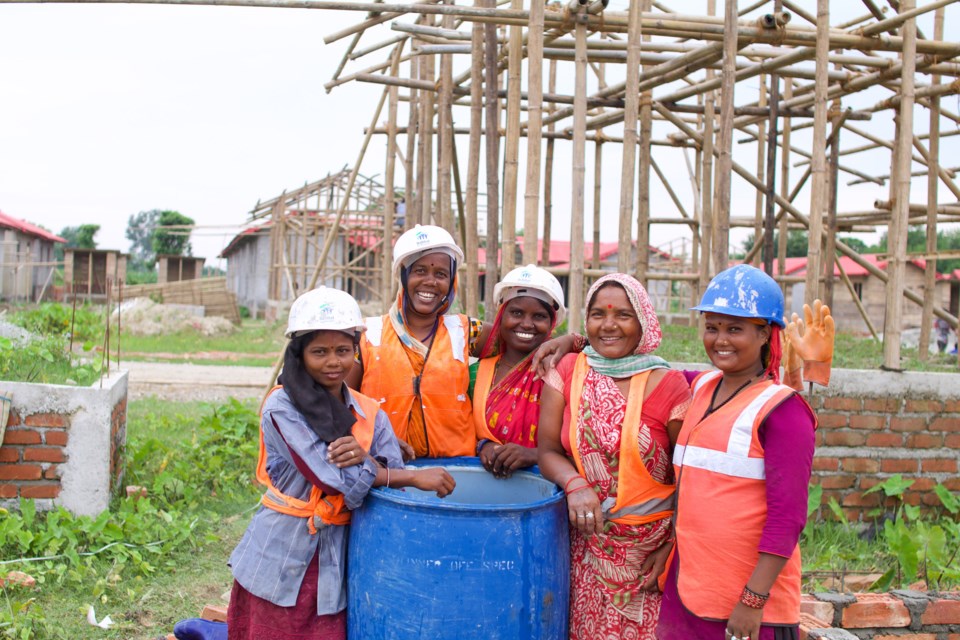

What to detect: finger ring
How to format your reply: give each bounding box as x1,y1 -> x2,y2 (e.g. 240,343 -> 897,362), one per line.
725,632 -> 732,638
351,451 -> 356,458
585,513 -> 594,519
577,513 -> 585,519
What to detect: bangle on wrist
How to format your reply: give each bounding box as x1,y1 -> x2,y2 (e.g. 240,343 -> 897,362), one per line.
385,466 -> 391,489
476,439 -> 491,456
564,476 -> 587,493
739,586 -> 769,609
566,484 -> 593,497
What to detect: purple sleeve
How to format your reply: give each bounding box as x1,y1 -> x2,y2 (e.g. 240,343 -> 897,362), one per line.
682,370 -> 700,386
756,394 -> 816,558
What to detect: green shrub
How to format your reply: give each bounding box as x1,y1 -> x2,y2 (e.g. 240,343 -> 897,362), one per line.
8,303 -> 104,344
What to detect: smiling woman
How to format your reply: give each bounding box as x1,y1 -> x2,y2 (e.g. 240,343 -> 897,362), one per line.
226,285 -> 454,640
345,224 -> 495,459
537,272 -> 692,640
470,265 -> 566,478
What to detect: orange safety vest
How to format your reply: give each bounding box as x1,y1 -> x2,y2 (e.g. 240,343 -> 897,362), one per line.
360,314 -> 480,458
567,353 -> 676,526
673,370 -> 810,625
257,385 -> 378,534
471,356 -> 504,446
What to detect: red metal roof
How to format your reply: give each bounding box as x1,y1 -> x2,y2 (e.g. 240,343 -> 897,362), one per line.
0,210 -> 66,243
773,254 -> 951,279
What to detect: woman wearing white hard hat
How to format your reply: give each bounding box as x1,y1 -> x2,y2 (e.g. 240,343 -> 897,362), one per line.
227,286 -> 454,640
470,265 -> 566,478
347,224 -> 580,459
656,264 -> 832,640
470,264 -> 566,477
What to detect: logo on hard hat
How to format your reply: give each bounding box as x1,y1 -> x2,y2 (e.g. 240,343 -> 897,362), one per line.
316,303 -> 336,320
519,270 -> 533,281
415,231 -> 430,245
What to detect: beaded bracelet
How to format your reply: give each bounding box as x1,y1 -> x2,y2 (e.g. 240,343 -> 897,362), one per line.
564,476 -> 588,493
739,586 -> 769,609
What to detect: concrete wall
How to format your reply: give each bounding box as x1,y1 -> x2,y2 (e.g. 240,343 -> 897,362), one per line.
0,371 -> 128,516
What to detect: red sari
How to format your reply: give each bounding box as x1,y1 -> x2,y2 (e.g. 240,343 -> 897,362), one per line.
548,355 -> 691,640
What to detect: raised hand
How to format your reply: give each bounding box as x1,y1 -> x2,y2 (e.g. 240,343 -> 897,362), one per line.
789,300 -> 835,386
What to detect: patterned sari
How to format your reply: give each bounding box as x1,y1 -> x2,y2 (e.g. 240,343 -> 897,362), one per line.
567,366 -> 679,640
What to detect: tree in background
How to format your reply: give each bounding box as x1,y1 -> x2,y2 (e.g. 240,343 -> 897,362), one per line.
151,211 -> 194,257
738,230 -> 810,259
126,209 -> 161,269
55,224 -> 100,261
878,226 -> 960,274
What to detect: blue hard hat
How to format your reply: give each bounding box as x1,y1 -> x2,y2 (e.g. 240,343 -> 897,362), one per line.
692,264 -> 785,327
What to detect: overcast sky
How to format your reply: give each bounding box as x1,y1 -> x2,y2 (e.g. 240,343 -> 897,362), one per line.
1,1 -> 956,268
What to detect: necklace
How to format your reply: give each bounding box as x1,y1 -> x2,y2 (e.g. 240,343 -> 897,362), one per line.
705,369 -> 766,417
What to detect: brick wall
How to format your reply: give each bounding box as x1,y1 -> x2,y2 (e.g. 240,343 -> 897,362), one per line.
0,409 -> 70,501
806,369 -> 960,522
801,591 -> 960,639
0,371 -> 128,516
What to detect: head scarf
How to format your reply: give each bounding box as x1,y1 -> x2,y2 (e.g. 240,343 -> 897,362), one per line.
583,273 -> 669,377
277,331 -> 357,442
475,294 -> 557,448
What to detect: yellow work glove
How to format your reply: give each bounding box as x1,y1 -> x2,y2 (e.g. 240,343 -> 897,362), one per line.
782,313 -> 804,392
785,300 -> 835,386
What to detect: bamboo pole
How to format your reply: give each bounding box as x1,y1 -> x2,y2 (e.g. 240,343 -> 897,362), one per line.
522,0 -> 544,265
437,4 -> 455,232
778,81 -> 793,291
882,0 -> 916,370
804,0 -> 829,305
824,106 -> 852,309
569,4 -> 588,332
499,0 -> 523,273
918,6 -> 943,361
592,139 -> 603,270
463,0 -> 484,317
712,0 -> 737,275
542,58 -> 556,267
419,42 -> 436,225
698,7 -> 716,298
617,0 -> 641,273
753,72 -> 766,268
405,47 -> 420,228
381,44 -> 402,312
483,0 -> 500,320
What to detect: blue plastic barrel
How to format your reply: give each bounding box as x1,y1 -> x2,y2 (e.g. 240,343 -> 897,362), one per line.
348,457 -> 569,640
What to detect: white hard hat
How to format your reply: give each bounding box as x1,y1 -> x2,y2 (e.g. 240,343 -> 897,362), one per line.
493,264 -> 566,326
392,224 -> 465,279
285,286 -> 366,339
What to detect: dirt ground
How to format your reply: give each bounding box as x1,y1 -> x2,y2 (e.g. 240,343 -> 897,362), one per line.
121,360 -> 275,402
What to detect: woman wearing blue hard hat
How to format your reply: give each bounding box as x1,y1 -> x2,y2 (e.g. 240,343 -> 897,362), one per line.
656,264 -> 825,640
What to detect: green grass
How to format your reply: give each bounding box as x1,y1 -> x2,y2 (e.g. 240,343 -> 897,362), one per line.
120,319 -> 286,365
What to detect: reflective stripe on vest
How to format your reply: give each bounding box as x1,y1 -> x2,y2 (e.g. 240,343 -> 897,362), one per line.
360,313 -> 475,457
673,374 -> 803,624
568,353 -> 675,526
256,386 -> 378,534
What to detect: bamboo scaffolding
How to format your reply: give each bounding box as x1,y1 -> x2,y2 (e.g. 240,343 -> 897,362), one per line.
44,0 -> 956,371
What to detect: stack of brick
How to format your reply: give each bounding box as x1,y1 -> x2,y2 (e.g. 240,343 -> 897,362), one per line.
800,591 -> 960,639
